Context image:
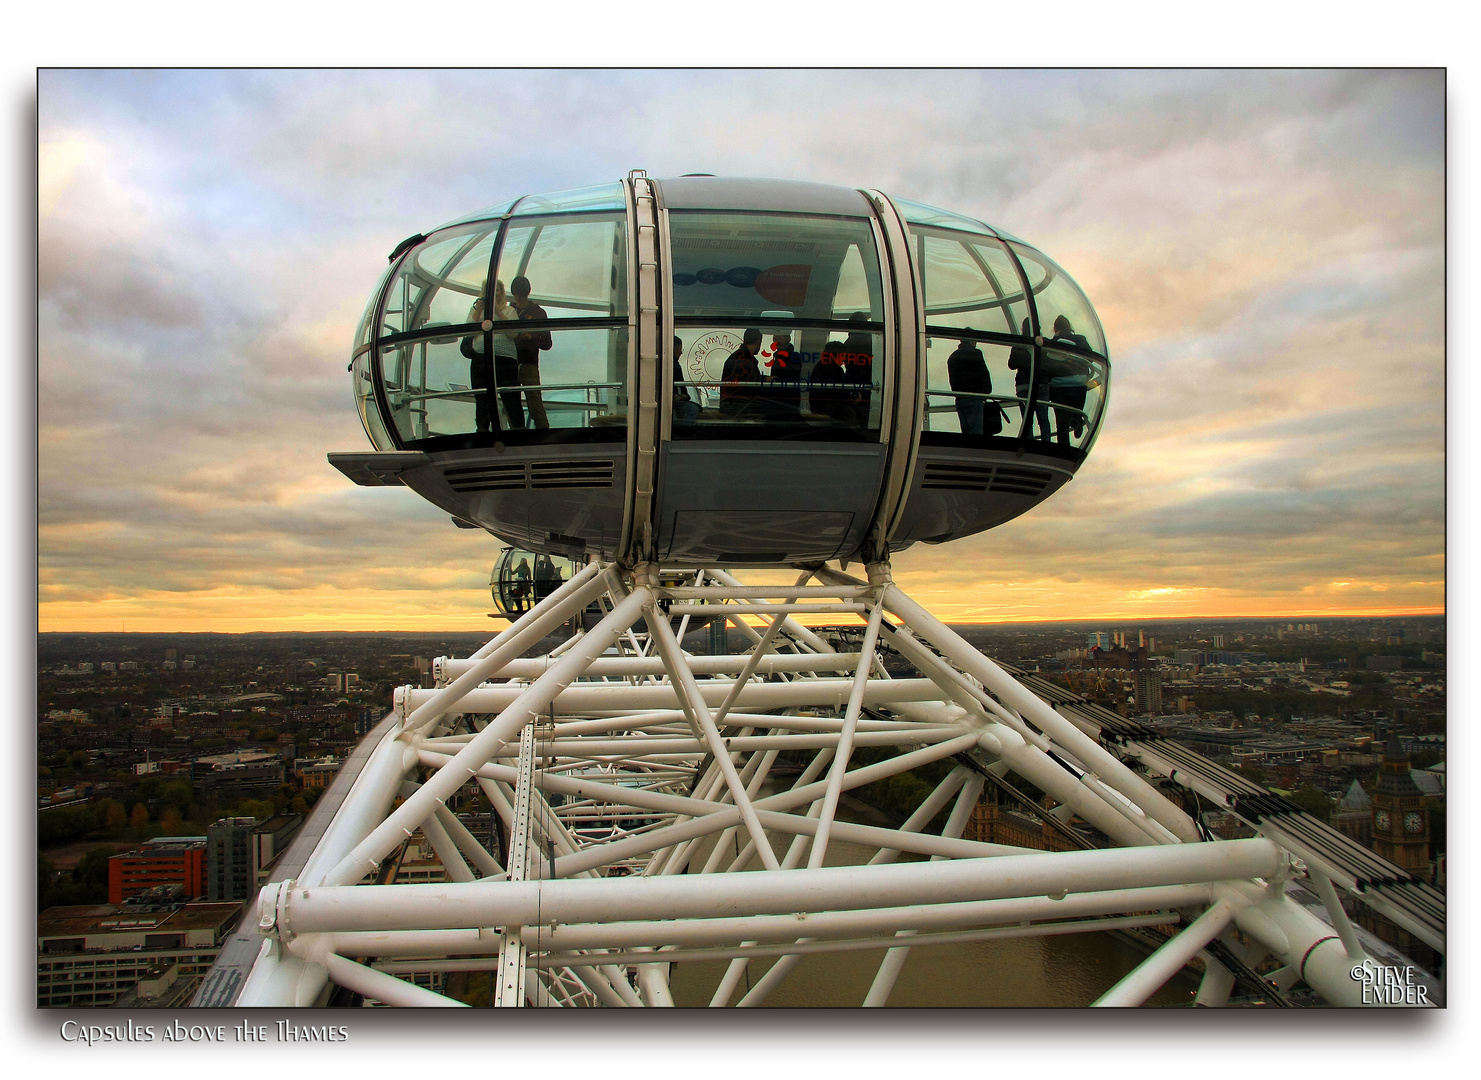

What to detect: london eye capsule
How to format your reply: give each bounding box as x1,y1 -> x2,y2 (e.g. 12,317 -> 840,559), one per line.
330,173 -> 1110,567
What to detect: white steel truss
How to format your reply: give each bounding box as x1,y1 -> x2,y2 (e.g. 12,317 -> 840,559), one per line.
236,561 -> 1421,1008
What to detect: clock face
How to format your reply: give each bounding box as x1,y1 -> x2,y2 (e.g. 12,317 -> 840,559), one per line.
1375,810 -> 1391,831
1405,811 -> 1424,834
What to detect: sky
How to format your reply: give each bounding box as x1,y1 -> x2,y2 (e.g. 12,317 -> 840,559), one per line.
35,69 -> 1446,632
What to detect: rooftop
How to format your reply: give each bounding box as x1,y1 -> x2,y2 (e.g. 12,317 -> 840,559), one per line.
38,901 -> 242,940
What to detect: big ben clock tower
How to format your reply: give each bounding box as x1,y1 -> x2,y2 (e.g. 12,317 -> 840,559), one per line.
1371,724 -> 1431,881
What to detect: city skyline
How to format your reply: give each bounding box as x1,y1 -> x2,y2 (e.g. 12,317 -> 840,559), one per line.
38,70 -> 1445,633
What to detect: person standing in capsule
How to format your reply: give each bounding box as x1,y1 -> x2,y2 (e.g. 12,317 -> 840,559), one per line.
720,328 -> 764,419
511,275 -> 552,430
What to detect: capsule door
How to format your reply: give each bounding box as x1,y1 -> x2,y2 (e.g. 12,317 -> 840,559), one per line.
650,202 -> 895,566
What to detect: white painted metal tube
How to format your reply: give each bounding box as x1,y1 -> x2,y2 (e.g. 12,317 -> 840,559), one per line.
823,568 -> 1201,845
667,603 -> 869,616
545,734 -> 983,878
467,560 -> 603,661
532,914 -> 1182,970
708,567 -> 836,653
751,809 -> 1036,859
433,726 -> 970,759
868,766 -> 971,866
1219,881 -> 1415,1007
863,773 -> 986,1006
1308,869 -> 1365,962
982,725 -> 1156,849
296,723 -> 418,887
322,587 -> 652,887
1092,899 -> 1235,1007
809,599 -> 887,869
643,605 -> 780,871
636,962 -> 674,1007
660,586 -> 874,599
434,802 -> 503,877
275,839 -> 1282,935
437,652 -> 864,680
407,564 -> 610,732
517,884 -> 1213,951
416,804 -> 475,883
397,676 -> 949,715
323,953 -> 468,1007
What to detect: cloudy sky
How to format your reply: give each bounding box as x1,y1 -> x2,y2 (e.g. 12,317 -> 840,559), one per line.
36,69 -> 1445,632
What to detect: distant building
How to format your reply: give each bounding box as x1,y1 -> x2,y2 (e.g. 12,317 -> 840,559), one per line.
207,818 -> 259,902
296,755 -> 342,791
1133,670 -> 1163,716
1366,655 -> 1404,671
252,814 -> 305,887
1330,780 -> 1373,847
205,814 -> 304,901
107,837 -> 207,904
37,900 -> 240,1007
193,750 -> 284,801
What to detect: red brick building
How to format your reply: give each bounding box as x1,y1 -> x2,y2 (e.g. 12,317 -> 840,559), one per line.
107,837 -> 207,904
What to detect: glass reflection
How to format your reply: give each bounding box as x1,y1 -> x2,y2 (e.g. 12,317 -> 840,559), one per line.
380,326 -> 628,446
1032,348 -> 1108,450
381,225 -> 497,338
921,338 -> 1025,439
493,213 -> 628,319
1008,242 -> 1107,357
672,327 -> 882,438
668,213 -> 883,322
914,228 -> 1029,336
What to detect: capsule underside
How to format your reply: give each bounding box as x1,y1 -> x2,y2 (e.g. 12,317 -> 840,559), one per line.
333,176 -> 1107,566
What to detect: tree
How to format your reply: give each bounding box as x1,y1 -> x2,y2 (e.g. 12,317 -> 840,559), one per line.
104,800 -> 127,833
130,803 -> 150,834
160,779 -> 193,813
160,806 -> 183,833
1289,785 -> 1332,823
232,799 -> 274,822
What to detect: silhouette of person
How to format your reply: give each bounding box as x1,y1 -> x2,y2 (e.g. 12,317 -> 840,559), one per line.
511,275 -> 552,430
510,556 -> 531,613
808,340 -> 851,425
462,281 -> 520,435
765,331 -> 802,418
1007,317 -> 1050,441
842,312 -> 874,427
1049,315 -> 1091,445
947,338 -> 996,436
720,328 -> 763,419
673,336 -> 700,426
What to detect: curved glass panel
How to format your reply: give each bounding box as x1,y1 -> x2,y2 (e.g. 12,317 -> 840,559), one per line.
891,197 -> 996,236
921,337 -> 1027,439
668,212 -> 884,322
379,326 -> 628,445
512,183 -> 626,216
492,213 -> 628,319
672,326 -> 883,439
351,351 -> 395,450
1030,347 -> 1109,451
1008,242 -> 1107,357
913,228 -> 1030,337
353,262 -> 395,360
435,197 -> 519,231
492,548 -> 582,615
381,224 -> 498,338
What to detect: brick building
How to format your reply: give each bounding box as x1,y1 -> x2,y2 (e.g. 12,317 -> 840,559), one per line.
107,836 -> 207,904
